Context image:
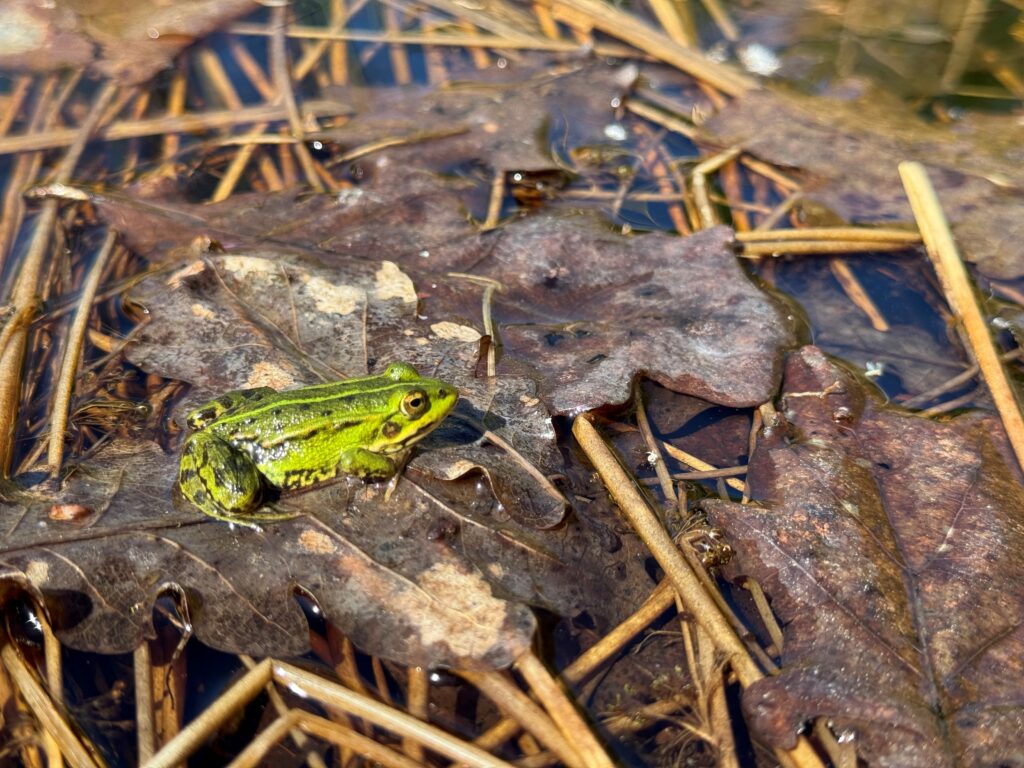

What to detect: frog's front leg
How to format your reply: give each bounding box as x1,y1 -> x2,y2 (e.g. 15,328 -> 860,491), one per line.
178,430 -> 264,523
185,387 -> 276,430
337,448 -> 403,481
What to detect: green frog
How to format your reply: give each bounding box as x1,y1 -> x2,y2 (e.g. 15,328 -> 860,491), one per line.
177,363 -> 458,525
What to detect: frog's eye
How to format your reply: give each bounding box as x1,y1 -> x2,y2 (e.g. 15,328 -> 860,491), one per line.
401,390 -> 429,418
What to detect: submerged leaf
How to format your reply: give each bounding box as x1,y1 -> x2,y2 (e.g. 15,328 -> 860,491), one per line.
0,0 -> 258,84
702,88 -> 1024,278
705,346 -> 1024,766
98,168 -> 797,413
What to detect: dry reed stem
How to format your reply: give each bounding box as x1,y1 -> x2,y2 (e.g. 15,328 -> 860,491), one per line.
273,661 -> 516,768
741,407 -> 761,503
740,156 -> 801,191
661,442 -> 745,492
144,660 -> 275,768
1,645 -> 99,768
639,132 -> 691,236
0,98 -> 349,157
515,651 -> 615,768
622,99 -> 696,140
672,464 -> 746,480
212,123 -> 270,202
684,611 -> 738,768
271,5 -> 327,193
899,161 -> 1024,471
634,383 -> 677,506
813,718 -> 857,768
566,581 -> 675,685
646,0 -> 695,46
227,37 -> 277,100
739,239 -> 916,256
238,656 -> 328,768
482,170 -> 505,230
227,709 -> 424,768
291,0 -> 369,83
371,656 -> 394,707
735,227 -> 920,243
699,0 -> 739,41
572,415 -> 826,768
402,667 -> 429,762
197,47 -> 244,110
328,127 -> 469,164
0,76 -> 57,276
563,188 -> 716,204
47,230 -> 118,476
0,82 -> 118,474
755,191 -> 802,232
691,146 -> 742,228
829,258 -> 890,332
919,385 -> 986,417
940,0 -> 989,92
295,712 -> 427,768
743,577 -> 784,654
546,0 -> 755,96
134,642 -> 155,763
231,22 -> 638,57
574,416 -> 759,682
459,669 -> 584,768
719,156 -> 750,231
900,348 -> 1023,409
477,427 -> 568,509
0,77 -> 32,136
34,607 -> 63,768
386,6 -> 413,84
416,0 -> 541,41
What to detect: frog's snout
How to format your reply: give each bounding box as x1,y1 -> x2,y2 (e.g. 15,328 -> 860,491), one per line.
436,385 -> 459,412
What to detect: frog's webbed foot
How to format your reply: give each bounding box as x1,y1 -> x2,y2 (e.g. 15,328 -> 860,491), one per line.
179,431 -> 264,523
185,387 -> 276,430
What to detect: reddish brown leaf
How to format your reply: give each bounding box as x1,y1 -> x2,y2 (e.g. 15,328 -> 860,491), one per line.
705,346 -> 1024,766
702,89 -> 1024,279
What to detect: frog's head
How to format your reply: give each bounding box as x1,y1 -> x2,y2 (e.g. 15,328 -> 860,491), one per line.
373,364 -> 459,453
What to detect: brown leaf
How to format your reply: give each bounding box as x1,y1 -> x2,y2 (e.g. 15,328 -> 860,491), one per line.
127,253 -> 565,527
705,346 -> 1024,766
701,88 -> 1024,278
0,0 -> 259,84
321,61 -> 650,175
460,217 -> 795,412
0,440 -> 535,669
95,172 -> 796,413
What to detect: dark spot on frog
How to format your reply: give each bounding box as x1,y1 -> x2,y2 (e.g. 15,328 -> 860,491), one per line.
217,396 -> 235,408
381,421 -> 400,439
179,467 -> 197,483
192,489 -> 208,505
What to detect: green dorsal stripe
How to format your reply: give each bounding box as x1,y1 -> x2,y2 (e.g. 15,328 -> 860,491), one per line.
215,379 -> 430,425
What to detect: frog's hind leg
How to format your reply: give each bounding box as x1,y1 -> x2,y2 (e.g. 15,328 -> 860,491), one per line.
185,387 -> 276,430
178,431 -> 264,523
